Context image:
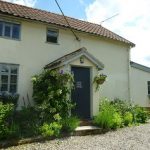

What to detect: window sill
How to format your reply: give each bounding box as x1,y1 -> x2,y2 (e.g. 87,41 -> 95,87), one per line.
45,41 -> 60,45
0,36 -> 21,41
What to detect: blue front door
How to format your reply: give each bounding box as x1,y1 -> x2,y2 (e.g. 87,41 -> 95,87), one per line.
71,67 -> 91,119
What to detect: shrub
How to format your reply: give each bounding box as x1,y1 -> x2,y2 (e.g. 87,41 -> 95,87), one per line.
0,102 -> 15,140
133,106 -> 149,123
93,98 -> 121,129
61,116 -> 80,132
14,106 -> 40,138
32,70 -> 74,123
111,98 -> 133,116
40,122 -> 62,137
112,112 -> 122,129
0,92 -> 19,107
123,112 -> 133,126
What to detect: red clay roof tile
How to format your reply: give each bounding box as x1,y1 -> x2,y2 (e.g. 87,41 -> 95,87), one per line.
0,1 -> 135,46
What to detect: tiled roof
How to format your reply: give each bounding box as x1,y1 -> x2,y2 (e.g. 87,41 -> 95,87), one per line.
130,61 -> 150,73
45,47 -> 104,70
0,1 -> 135,46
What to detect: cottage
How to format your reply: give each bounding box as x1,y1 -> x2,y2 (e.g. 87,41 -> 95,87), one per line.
0,1 -> 149,119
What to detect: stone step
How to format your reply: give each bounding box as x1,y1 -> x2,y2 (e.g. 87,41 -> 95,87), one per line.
74,126 -> 105,136
79,120 -> 93,126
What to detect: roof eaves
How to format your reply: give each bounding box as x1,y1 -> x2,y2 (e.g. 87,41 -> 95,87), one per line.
130,61 -> 150,73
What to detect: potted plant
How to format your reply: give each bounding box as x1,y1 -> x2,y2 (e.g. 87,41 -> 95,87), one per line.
93,74 -> 107,90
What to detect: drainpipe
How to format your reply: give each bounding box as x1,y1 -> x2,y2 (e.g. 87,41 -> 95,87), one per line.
127,46 -> 131,101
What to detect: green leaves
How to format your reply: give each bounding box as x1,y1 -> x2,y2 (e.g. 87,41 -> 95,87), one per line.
32,69 -> 74,122
0,102 -> 14,139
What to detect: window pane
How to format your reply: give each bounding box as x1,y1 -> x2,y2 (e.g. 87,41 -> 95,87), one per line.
1,84 -> 8,92
0,21 -> 3,36
1,65 -> 9,73
148,81 -> 150,94
9,84 -> 17,93
4,23 -> 11,37
47,30 -> 58,43
11,67 -> 18,74
1,75 -> 8,84
10,75 -> 17,84
12,24 -> 20,39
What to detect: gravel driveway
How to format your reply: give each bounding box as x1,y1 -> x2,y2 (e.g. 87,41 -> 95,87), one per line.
4,122 -> 150,150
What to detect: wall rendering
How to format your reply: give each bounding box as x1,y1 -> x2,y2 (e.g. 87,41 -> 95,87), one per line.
130,64 -> 150,107
0,16 -> 131,114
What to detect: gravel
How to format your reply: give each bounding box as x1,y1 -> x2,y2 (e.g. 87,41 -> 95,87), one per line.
3,123 -> 150,150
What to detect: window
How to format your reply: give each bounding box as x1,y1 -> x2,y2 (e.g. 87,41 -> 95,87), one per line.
0,21 -> 21,40
0,64 -> 19,93
148,81 -> 150,95
47,29 -> 58,43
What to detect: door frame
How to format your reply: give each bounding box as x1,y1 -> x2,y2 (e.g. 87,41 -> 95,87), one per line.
70,65 -> 93,119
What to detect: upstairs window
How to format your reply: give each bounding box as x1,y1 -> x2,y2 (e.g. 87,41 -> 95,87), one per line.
47,29 -> 58,43
0,21 -> 21,40
0,64 -> 19,94
148,81 -> 150,95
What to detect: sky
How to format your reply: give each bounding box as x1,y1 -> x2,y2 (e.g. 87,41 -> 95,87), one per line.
3,0 -> 150,67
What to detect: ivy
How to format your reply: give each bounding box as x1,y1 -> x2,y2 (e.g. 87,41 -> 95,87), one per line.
32,69 -> 74,122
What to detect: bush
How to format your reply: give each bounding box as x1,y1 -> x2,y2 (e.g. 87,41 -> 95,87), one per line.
32,70 -> 74,123
123,112 -> 133,126
40,122 -> 62,137
0,92 -> 19,107
111,99 -> 133,116
14,106 -> 40,138
0,102 -> 15,140
93,99 -> 122,129
133,106 -> 149,123
61,116 -> 80,132
112,112 -> 122,129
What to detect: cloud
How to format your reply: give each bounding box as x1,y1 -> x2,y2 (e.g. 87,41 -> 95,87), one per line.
85,0 -> 150,67
2,0 -> 37,7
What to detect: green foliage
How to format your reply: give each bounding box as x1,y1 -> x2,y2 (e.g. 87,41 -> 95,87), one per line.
14,106 -> 40,138
123,112 -> 133,126
0,102 -> 15,140
61,116 -> 80,132
94,98 -> 150,130
111,99 -> 133,116
94,99 -> 122,129
0,93 -> 19,107
40,122 -> 62,137
32,69 -> 74,122
133,106 -> 149,123
112,112 -> 122,129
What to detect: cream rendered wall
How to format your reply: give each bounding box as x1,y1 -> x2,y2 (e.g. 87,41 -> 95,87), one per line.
0,18 -> 130,114
130,67 -> 150,107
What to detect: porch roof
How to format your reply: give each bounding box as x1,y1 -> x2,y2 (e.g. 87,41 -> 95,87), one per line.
45,47 -> 104,70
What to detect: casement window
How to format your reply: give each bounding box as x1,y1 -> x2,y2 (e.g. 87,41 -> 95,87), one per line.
46,29 -> 59,43
0,64 -> 19,93
0,21 -> 21,40
148,81 -> 150,95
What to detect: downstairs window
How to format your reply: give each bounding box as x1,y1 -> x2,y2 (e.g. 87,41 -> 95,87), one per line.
0,64 -> 19,94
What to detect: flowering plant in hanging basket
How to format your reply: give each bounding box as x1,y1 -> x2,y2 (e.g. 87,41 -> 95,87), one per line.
93,74 -> 107,90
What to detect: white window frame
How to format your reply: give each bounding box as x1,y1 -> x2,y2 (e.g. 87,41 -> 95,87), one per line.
46,28 -> 59,44
0,21 -> 21,40
0,63 -> 19,93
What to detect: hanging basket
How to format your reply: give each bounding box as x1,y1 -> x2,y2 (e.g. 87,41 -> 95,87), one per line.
93,74 -> 107,91
96,79 -> 105,84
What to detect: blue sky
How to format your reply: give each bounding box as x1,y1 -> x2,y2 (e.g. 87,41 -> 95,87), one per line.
3,0 -> 150,67
35,0 -> 91,20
